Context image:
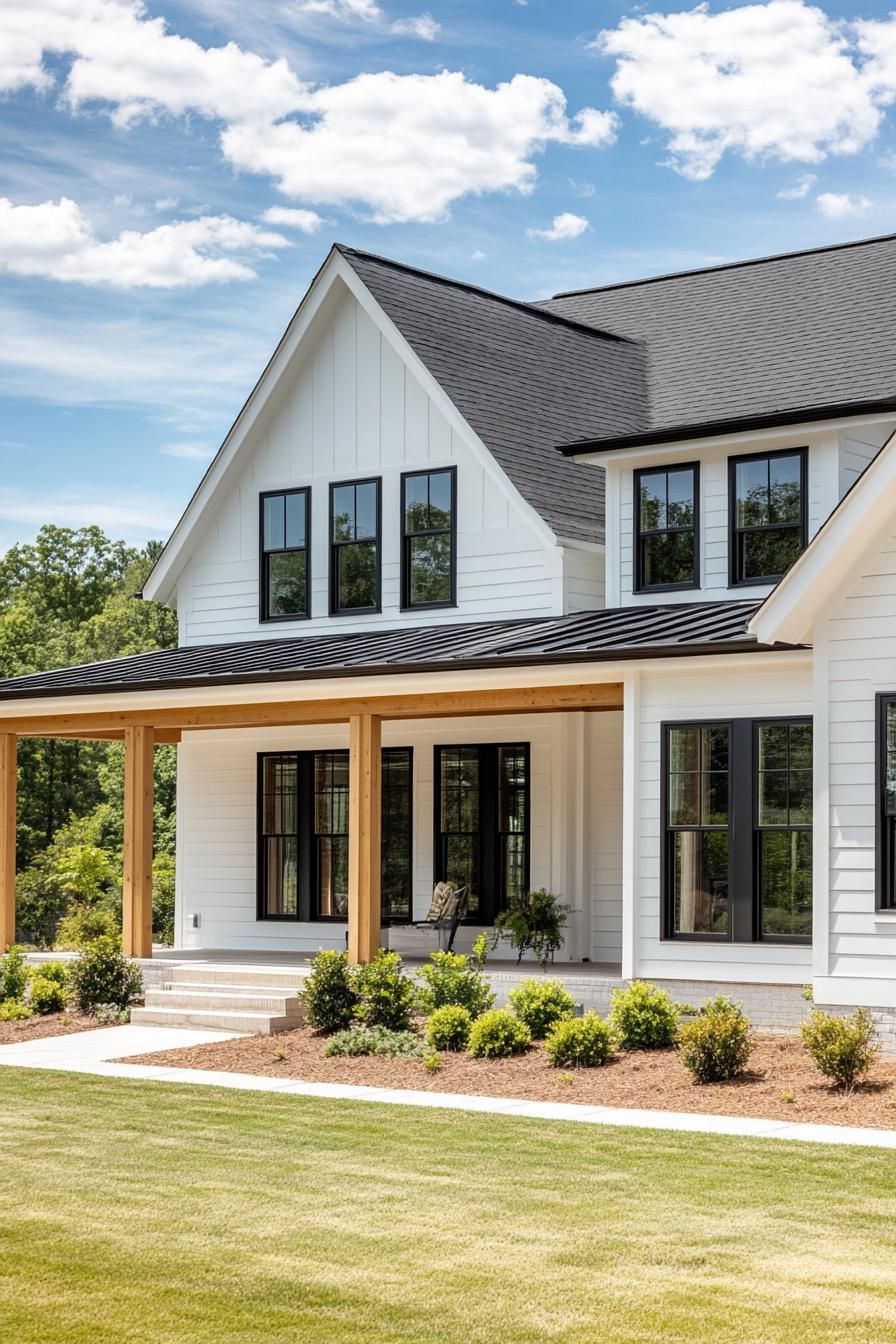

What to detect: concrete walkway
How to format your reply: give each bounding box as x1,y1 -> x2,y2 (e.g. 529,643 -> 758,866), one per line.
1,1025 -> 894,1149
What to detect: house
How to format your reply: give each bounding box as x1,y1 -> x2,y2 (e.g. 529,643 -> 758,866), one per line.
3,233 -> 896,1028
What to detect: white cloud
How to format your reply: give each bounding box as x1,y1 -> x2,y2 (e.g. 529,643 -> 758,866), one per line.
527,212 -> 590,242
470,249 -> 487,261
299,0 -> 381,18
153,195 -> 179,210
816,190 -> 872,217
0,487 -> 178,540
391,14 -> 440,40
777,172 -> 817,199
262,206 -> 325,233
160,442 -> 215,460
598,1 -> 884,180
0,197 -> 289,288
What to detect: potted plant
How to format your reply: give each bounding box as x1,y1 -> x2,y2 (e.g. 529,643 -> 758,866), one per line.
492,889 -> 572,967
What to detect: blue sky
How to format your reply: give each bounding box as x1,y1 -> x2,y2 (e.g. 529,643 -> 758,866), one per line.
2,0 -> 896,552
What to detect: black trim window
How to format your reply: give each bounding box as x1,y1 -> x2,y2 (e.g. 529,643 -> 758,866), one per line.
634,464 -> 699,591
435,743 -> 529,923
730,449 -> 806,586
330,478 -> 381,614
877,696 -> 896,911
260,489 -> 310,621
663,717 -> 812,943
401,467 -> 456,609
258,747 -> 412,922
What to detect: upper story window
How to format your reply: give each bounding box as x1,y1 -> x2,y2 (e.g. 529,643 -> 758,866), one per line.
729,448 -> 807,587
634,464 -> 699,592
260,489 -> 310,621
401,467 -> 457,609
877,695 -> 896,911
329,478 -> 381,615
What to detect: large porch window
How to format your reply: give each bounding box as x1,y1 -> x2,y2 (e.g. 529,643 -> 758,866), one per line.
434,743 -> 530,923
258,747 -> 412,922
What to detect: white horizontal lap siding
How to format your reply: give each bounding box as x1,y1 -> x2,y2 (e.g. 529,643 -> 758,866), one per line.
562,544 -> 605,613
837,423 -> 893,498
635,660 -> 813,983
176,286 -> 560,645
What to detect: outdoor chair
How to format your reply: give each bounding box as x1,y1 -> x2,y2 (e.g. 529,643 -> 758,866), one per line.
411,883 -> 467,951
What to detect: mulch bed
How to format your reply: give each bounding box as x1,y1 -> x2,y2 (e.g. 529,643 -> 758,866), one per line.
0,1011 -> 102,1046
120,1027 -> 896,1128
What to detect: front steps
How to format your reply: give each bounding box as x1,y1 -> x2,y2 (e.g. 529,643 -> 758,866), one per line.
131,965 -> 308,1035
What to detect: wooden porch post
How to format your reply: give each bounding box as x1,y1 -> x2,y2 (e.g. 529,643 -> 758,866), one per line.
0,733 -> 16,951
122,726 -> 154,959
347,713 -> 381,965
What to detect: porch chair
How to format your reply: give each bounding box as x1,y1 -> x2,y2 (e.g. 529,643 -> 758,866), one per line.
412,882 -> 468,951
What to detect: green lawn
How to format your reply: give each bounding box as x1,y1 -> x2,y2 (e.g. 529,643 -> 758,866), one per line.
2,1070 -> 896,1344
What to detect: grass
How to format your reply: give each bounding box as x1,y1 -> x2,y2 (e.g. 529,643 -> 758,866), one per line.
2,1070 -> 896,1343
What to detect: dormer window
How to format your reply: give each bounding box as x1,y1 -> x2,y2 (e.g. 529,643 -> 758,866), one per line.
729,449 -> 806,586
329,478 -> 381,615
260,488 -> 310,621
634,464 -> 699,592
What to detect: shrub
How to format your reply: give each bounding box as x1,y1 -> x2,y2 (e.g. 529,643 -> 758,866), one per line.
416,949 -> 494,1019
423,1051 -> 442,1073
493,888 -> 572,966
508,978 -> 576,1038
55,907 -> 119,951
28,976 -> 67,1015
426,1004 -> 472,1051
29,960 -> 68,985
801,1008 -> 879,1092
323,1025 -> 422,1058
354,950 -> 416,1031
0,999 -> 33,1021
678,996 -> 754,1083
92,1004 -> 131,1025
0,945 -> 28,1002
301,950 -> 359,1033
467,1009 -> 531,1059
609,981 -> 680,1050
67,937 -> 143,1012
545,1013 -> 614,1067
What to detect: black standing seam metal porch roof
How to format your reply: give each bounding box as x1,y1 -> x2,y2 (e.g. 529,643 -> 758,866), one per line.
0,602 -> 803,702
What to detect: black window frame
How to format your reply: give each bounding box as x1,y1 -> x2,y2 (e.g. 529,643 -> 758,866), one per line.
400,465 -> 457,611
257,746 -> 413,923
259,487 -> 311,623
876,694 -> 896,911
728,447 -> 808,588
433,742 -> 530,925
328,476 -> 382,616
661,716 -> 812,945
633,462 -> 700,594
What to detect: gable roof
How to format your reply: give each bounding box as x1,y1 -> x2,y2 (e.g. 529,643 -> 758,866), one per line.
336,247 -> 648,541
544,232 -> 896,454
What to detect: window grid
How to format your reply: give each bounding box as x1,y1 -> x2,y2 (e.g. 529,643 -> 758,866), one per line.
259,488 -> 310,622
634,464 -> 699,593
329,478 -> 381,615
401,467 -> 457,609
729,448 -> 807,587
877,695 -> 896,911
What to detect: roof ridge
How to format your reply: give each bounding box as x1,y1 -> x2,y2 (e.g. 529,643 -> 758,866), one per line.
335,243 -> 634,345
548,230 -> 896,300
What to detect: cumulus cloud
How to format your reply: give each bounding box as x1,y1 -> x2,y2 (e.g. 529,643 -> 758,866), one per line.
0,1 -> 615,225
816,190 -> 872,217
262,206 -> 325,232
777,172 -> 817,199
527,212 -> 590,241
391,14 -> 440,39
0,197 -> 289,288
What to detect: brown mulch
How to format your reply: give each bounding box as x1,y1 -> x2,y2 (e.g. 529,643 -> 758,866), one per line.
119,1027 -> 896,1129
0,1011 -> 101,1045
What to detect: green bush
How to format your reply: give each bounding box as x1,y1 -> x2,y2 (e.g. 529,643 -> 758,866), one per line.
0,999 -> 33,1021
416,948 -> 494,1019
508,978 -> 575,1038
55,907 -> 119,951
354,950 -> 416,1031
678,996 -> 754,1083
301,950 -> 359,1033
426,1004 -> 472,1051
801,1008 -> 879,1091
323,1025 -> 422,1058
467,1008 -> 531,1058
92,1004 -> 130,1025
67,937 -> 143,1012
423,1051 -> 442,1073
28,960 -> 68,985
152,852 -> 176,947
29,975 -> 67,1015
545,1013 -> 614,1068
0,945 -> 28,1002
609,981 -> 680,1050
493,888 -> 572,966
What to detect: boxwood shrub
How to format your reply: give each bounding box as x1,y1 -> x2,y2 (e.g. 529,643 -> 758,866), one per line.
29,975 -> 67,1015
354,950 -> 416,1032
467,1008 -> 531,1058
678,996 -> 754,1083
67,937 -> 143,1013
302,950 -> 359,1032
801,1008 -> 879,1091
545,1013 -> 613,1068
609,981 -> 680,1050
426,1004 -> 472,1052
508,979 -> 576,1039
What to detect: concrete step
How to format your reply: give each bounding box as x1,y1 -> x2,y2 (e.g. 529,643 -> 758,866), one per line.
160,979 -> 305,998
130,1005 -> 302,1034
146,988 -> 304,1015
165,965 -> 308,990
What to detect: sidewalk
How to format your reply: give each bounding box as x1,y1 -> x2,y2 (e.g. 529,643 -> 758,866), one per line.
2,1024 -> 895,1149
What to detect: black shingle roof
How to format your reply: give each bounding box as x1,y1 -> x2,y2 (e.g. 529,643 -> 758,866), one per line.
0,602 -> 794,702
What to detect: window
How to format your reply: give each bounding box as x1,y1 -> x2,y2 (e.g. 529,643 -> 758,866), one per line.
260,489 -> 310,620
401,467 -> 456,608
877,696 -> 896,911
729,449 -> 806,586
634,464 -> 699,592
258,747 -> 412,922
330,478 -> 381,614
434,743 -> 529,923
663,717 -> 812,943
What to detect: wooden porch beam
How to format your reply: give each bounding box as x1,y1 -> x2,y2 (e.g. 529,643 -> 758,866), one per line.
0,733 -> 15,952
22,729 -> 182,744
122,726 -> 154,960
347,713 -> 381,966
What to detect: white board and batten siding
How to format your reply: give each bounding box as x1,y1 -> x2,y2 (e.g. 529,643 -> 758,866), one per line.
174,283 -> 602,647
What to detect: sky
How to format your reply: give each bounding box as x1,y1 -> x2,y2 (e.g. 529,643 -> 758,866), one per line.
2,0 -> 896,554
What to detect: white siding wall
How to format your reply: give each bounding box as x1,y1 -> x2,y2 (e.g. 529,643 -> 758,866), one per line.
563,544 -> 605,613
838,422 -> 893,498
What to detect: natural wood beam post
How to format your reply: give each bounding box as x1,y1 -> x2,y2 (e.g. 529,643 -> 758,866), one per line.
122,726 -> 154,960
347,713 -> 381,966
0,733 -> 16,952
